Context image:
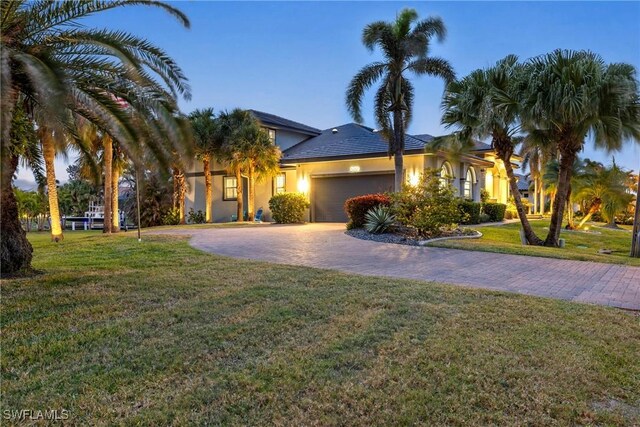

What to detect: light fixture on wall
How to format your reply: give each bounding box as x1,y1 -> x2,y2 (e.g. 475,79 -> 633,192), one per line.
297,176 -> 309,194
349,165 -> 361,173
407,170 -> 421,187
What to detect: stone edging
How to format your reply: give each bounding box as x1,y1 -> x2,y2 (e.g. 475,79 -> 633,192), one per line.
417,230 -> 483,246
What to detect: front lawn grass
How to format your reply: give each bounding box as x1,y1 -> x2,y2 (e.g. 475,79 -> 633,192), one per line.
2,232 -> 639,425
429,220 -> 640,266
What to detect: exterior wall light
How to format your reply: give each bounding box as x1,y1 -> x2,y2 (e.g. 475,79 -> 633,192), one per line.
408,170 -> 421,187
297,176 -> 309,194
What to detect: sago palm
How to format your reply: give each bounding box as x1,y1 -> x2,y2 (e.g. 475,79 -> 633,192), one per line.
346,8 -> 455,192
520,49 -> 640,246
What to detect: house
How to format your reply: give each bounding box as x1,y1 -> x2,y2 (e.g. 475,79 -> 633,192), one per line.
185,111 -> 519,222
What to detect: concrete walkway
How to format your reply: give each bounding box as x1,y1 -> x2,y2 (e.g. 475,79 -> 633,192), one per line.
157,223 -> 640,310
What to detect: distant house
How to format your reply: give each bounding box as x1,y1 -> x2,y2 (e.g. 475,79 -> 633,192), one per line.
185,111 -> 520,222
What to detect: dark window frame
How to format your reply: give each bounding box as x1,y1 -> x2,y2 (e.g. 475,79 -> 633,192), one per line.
223,176 -> 238,201
261,127 -> 276,143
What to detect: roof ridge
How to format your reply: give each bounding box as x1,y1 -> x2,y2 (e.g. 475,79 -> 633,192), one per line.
249,109 -> 322,134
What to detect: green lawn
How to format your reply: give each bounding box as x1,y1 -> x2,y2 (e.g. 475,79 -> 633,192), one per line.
1,231 -> 639,425
429,220 -> 640,266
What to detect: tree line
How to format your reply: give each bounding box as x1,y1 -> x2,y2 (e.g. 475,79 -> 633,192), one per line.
346,8 -> 640,248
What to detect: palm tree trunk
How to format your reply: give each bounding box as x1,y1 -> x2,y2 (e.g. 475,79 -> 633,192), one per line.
103,135 -> 113,234
42,130 -> 64,241
235,167 -> 244,222
111,165 -> 119,232
545,149 -> 578,246
203,156 -> 213,223
392,110 -> 404,192
499,143 -> 543,245
577,201 -> 600,229
174,167 -> 186,225
0,153 -> 33,276
247,162 -> 256,221
565,187 -> 575,229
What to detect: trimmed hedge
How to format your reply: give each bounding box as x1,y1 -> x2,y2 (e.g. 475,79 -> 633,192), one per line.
458,200 -> 481,224
344,193 -> 391,227
269,192 -> 310,223
482,202 -> 507,222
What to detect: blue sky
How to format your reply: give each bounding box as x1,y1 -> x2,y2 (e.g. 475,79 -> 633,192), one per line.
17,1 -> 640,186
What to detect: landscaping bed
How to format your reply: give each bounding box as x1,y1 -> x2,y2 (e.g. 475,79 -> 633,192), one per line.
346,226 -> 478,246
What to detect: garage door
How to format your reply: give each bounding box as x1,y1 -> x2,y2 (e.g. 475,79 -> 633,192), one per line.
312,174 -> 394,222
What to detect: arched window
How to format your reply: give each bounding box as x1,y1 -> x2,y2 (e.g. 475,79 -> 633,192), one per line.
464,167 -> 476,199
440,162 -> 453,188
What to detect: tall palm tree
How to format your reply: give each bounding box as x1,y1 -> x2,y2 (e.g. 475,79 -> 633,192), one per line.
216,109 -> 252,222
433,55 -> 543,245
520,50 -> 640,247
1,0 -> 192,275
189,108 -> 219,223
346,8 -> 455,191
241,127 -> 281,221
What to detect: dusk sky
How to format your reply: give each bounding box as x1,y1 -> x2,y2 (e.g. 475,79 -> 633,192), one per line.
16,1 -> 640,187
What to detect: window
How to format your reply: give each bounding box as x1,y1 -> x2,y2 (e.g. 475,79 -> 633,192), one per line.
223,176 -> 237,200
440,162 -> 453,188
273,173 -> 286,194
262,127 -> 276,143
464,167 -> 476,199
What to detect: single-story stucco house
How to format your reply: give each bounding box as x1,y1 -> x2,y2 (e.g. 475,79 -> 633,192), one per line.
185,110 -> 520,223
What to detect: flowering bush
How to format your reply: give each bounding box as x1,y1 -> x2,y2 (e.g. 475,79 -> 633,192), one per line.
344,193 -> 391,228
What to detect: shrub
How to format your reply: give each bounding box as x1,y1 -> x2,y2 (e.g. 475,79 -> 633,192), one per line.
162,207 -> 181,225
482,202 -> 507,222
187,208 -> 206,224
390,170 -> 461,237
480,188 -> 490,204
479,212 -> 491,223
344,193 -> 391,228
364,206 -> 395,234
458,200 -> 481,224
269,192 -> 309,223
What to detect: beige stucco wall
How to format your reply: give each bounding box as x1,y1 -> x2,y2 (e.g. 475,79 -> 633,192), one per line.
185,150 -> 517,223
185,159 -> 296,222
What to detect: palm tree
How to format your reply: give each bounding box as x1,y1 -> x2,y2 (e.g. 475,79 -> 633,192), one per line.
433,55 -> 543,245
1,0 -> 192,275
346,8 -> 455,192
189,108 -> 219,223
213,109 -> 280,221
542,157 -> 585,229
241,127 -> 281,221
520,50 -> 640,247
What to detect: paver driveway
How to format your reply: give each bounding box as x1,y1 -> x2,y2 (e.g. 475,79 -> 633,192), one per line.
168,223 -> 640,310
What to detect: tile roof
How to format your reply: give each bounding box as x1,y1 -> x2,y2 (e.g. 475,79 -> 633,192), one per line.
282,123 -> 433,162
249,110 -> 321,136
516,174 -> 531,191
